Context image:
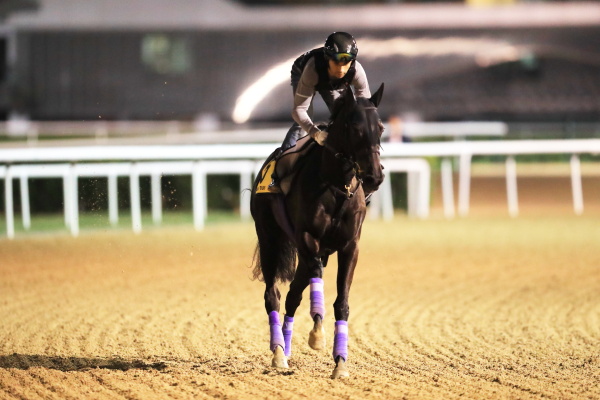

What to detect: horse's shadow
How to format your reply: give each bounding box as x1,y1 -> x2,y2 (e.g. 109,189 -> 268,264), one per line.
0,353 -> 167,372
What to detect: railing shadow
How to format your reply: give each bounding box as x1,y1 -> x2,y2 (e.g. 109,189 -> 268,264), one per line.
0,353 -> 167,372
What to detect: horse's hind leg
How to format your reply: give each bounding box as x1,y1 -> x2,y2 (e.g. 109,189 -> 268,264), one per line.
282,264 -> 307,357
264,271 -> 288,368
283,256 -> 319,356
264,271 -> 289,368
268,309 -> 288,368
256,228 -> 288,368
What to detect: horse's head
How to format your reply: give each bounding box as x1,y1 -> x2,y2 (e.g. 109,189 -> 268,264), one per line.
327,83 -> 385,195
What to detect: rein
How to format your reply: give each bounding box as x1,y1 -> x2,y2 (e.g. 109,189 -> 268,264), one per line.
323,139 -> 380,199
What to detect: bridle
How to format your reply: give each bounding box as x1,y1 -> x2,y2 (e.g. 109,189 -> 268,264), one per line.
322,105 -> 382,199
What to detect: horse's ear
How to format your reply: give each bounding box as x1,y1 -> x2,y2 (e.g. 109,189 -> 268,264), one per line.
370,83 -> 384,107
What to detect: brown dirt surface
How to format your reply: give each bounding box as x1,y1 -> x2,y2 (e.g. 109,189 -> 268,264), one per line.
1,205 -> 600,399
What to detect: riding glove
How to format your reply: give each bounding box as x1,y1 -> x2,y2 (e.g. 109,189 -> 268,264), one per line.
312,129 -> 328,146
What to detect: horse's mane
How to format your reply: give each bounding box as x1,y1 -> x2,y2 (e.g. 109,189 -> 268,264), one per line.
329,86 -> 355,123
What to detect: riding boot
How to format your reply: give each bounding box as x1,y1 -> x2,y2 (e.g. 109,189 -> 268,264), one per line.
270,124 -> 303,188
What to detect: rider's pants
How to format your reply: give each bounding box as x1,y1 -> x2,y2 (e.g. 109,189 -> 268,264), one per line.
281,123 -> 304,151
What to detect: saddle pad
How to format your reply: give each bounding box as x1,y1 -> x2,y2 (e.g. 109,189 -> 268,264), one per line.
256,135 -> 316,195
256,160 -> 280,194
275,135 -> 315,186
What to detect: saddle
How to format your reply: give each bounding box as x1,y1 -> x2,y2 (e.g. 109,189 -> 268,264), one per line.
256,135 -> 316,196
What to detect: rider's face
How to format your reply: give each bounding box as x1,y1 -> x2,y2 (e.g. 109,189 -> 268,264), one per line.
328,59 -> 352,79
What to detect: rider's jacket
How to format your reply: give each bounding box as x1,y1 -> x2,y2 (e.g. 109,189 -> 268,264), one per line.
290,47 -> 371,137
291,48 -> 356,91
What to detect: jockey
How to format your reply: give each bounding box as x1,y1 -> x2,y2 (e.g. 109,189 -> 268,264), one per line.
281,31 -> 372,151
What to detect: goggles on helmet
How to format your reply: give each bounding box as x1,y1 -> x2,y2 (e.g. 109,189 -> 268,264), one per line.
328,52 -> 356,65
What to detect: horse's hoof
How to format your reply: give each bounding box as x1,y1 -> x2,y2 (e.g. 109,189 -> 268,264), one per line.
331,358 -> 350,379
308,317 -> 326,350
271,345 -> 288,368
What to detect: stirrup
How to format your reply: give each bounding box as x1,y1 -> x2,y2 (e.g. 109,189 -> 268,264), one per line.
267,177 -> 282,194
268,168 -> 280,188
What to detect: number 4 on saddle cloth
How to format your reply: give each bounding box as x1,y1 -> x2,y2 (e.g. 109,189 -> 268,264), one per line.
256,135 -> 317,195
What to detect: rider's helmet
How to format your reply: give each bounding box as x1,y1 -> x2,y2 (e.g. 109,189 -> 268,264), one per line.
324,32 -> 358,64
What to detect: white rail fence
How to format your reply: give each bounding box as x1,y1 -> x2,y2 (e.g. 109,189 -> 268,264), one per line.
2,138 -> 600,239
381,139 -> 600,218
0,144 -> 430,239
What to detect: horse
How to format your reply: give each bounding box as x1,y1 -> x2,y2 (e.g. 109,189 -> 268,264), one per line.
250,83 -> 385,379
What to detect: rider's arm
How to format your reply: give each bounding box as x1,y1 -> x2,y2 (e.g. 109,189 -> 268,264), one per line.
291,58 -> 321,137
353,61 -> 372,98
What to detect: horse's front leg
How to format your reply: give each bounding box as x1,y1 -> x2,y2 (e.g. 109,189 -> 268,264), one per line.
284,253 -> 326,355
331,240 -> 359,379
307,279 -> 326,352
307,255 -> 327,351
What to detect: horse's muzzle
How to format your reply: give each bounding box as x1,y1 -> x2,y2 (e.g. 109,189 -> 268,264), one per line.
361,171 -> 384,194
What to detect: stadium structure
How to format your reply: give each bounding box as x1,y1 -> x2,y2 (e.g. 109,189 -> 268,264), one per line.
0,0 -> 599,131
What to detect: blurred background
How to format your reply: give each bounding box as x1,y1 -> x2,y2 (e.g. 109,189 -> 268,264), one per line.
1,0 -> 599,129
1,0 -> 599,228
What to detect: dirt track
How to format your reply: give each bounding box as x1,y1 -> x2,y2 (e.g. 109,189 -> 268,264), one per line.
1,206 -> 599,399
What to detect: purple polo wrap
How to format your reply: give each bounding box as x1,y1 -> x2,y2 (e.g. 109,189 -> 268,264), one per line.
333,320 -> 349,361
309,278 -> 325,320
268,311 -> 285,352
282,315 -> 294,357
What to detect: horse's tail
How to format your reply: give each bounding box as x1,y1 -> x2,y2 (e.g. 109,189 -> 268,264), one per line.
251,239 -> 297,283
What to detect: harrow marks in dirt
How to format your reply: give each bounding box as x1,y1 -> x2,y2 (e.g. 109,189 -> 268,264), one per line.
1,216 -> 599,399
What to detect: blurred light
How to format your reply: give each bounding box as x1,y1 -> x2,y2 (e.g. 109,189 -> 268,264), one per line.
232,36 -> 521,124
359,37 -> 518,59
232,56 -> 297,124
475,46 -> 523,67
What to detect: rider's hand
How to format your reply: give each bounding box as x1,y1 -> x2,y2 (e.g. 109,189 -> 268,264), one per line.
312,129 -> 328,146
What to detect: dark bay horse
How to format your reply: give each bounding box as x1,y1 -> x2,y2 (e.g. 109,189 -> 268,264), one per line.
250,83 -> 385,379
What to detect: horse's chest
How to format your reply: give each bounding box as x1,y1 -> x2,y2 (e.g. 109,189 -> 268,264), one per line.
316,205 -> 364,244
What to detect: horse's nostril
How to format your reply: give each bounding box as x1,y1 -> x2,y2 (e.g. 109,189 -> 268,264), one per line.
363,174 -> 384,190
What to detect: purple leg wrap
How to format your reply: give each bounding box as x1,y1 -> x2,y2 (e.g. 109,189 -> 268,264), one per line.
282,315 -> 294,357
309,278 -> 325,320
268,311 -> 285,352
333,320 -> 349,361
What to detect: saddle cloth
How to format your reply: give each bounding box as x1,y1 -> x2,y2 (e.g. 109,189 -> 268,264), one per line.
256,135 -> 316,195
